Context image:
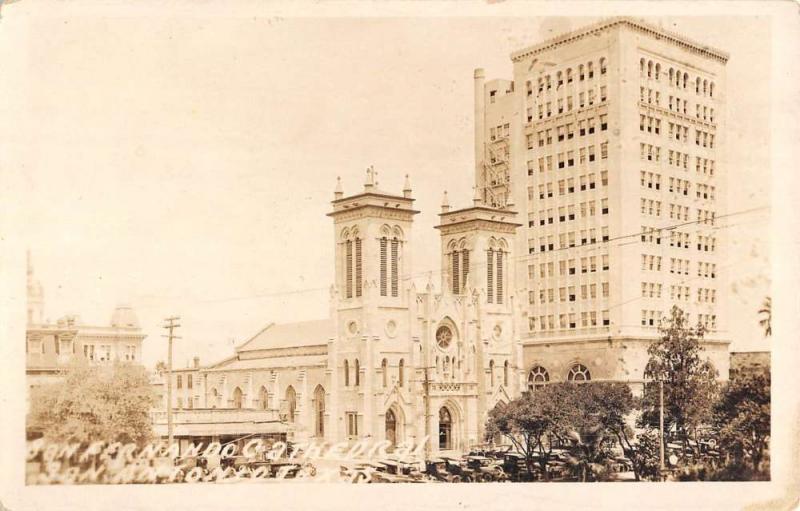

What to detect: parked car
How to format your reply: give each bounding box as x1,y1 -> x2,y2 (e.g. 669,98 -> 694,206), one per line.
375,459 -> 428,483
501,453 -> 537,482
440,456 -> 477,482
425,458 -> 463,483
465,455 -> 508,482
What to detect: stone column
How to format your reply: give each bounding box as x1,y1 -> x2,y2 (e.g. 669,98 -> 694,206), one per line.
326,339 -> 339,442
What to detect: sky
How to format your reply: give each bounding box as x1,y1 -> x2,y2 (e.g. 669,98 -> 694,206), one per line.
2,8 -> 771,368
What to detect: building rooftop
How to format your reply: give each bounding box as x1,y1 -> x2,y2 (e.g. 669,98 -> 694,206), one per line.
510,17 -> 729,64
206,354 -> 328,371
236,319 -> 334,352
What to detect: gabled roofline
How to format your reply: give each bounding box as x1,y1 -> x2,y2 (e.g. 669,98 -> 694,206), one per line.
204,354 -> 239,370
234,322 -> 276,352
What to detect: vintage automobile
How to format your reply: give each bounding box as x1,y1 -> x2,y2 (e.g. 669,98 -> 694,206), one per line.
439,456 -> 477,483
375,459 -> 428,483
425,458 -> 463,483
464,455 -> 508,482
501,452 -> 537,482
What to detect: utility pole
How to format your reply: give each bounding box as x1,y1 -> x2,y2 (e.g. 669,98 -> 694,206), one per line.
162,316 -> 181,449
423,366 -> 431,460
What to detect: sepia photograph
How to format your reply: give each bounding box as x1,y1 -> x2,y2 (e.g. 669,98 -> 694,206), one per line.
1,2 -> 798,510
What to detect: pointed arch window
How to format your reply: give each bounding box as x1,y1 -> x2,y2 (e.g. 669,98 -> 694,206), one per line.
398,359 -> 405,387
489,360 -> 495,387
461,248 -> 470,290
380,237 -> 388,296
452,250 -> 460,294
439,407 -> 452,450
487,248 -> 494,303
391,238 -> 399,297
450,242 -> 470,295
381,358 -> 388,387
355,359 -> 361,386
344,359 -> 350,387
259,385 -> 269,410
345,240 -> 353,299
355,237 -> 362,297
503,361 -> 509,387
285,386 -> 297,423
232,387 -> 244,409
496,249 -> 504,304
313,385 -> 325,437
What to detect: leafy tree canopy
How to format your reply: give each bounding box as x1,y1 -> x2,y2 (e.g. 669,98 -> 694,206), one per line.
641,306 -> 719,441
28,361 -> 156,445
714,369 -> 770,473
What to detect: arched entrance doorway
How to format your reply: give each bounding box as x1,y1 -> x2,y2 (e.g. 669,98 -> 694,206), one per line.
385,409 -> 397,447
439,407 -> 452,450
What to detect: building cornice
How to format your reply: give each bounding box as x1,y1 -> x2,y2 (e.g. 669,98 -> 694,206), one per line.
511,17 -> 729,65
327,204 -> 420,223
521,334 -> 731,347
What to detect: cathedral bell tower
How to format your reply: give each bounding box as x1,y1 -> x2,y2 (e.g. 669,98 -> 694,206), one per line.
326,168 -> 419,442
435,188 -> 521,444
435,187 -> 520,305
327,168 -> 419,323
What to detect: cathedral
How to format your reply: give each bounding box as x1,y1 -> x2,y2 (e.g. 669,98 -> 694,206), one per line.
159,168 -> 524,455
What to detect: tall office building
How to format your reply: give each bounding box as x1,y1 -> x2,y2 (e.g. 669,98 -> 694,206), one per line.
475,18 -> 730,383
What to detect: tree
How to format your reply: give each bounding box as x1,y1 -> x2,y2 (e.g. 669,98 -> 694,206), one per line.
486,384 -> 576,480
28,361 -> 156,445
626,429 -> 662,481
714,370 -> 770,476
641,306 -> 719,452
566,382 -> 663,481
758,296 -> 771,338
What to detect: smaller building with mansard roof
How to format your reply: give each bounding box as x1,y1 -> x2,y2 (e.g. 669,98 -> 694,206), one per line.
25,254 -> 147,409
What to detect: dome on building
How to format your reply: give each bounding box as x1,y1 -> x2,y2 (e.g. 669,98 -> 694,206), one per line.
111,304 -> 140,329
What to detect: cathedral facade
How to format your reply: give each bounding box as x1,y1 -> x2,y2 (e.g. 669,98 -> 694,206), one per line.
158,170 -> 525,455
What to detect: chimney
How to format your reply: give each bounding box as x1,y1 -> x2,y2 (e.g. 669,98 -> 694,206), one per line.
193,356 -> 200,369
